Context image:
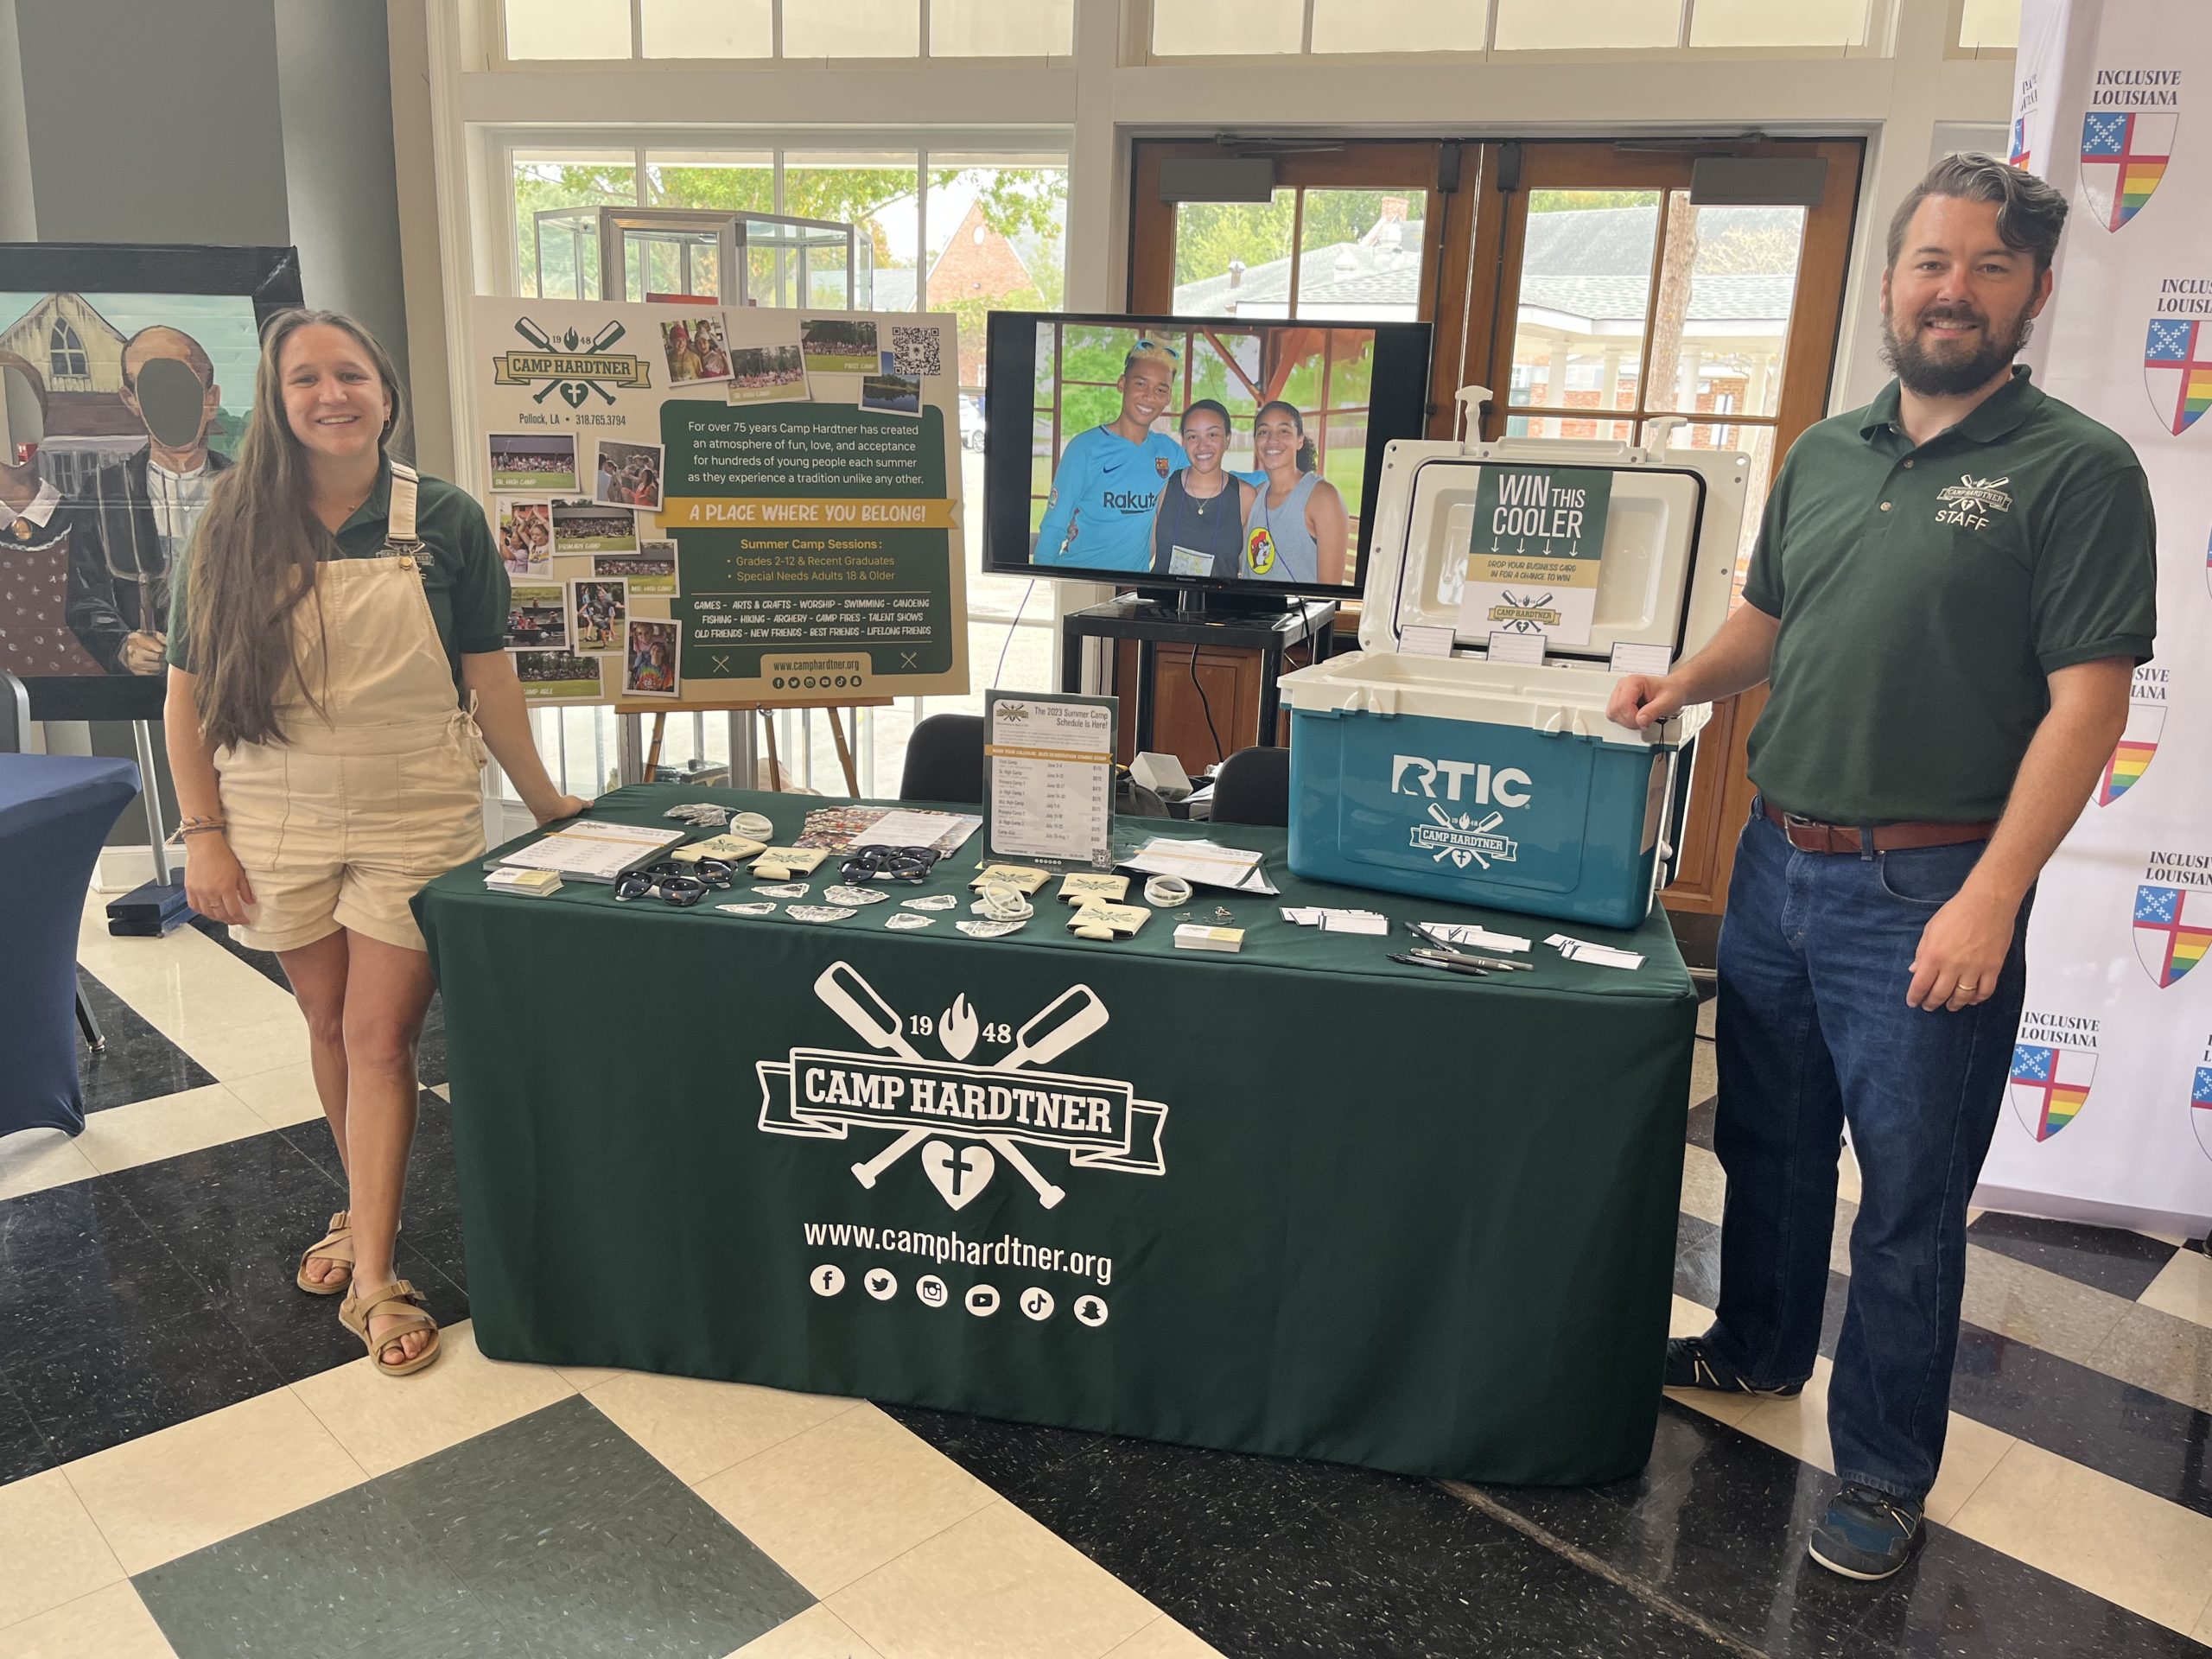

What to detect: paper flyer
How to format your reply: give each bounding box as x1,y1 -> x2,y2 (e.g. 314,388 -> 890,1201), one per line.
1456,464 -> 1614,645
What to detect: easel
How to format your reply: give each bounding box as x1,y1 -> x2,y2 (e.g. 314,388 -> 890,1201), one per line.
619,698 -> 893,795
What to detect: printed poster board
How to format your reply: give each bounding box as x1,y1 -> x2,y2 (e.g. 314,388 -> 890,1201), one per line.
1455,464 -> 1614,646
466,298 -> 967,709
0,243 -> 302,723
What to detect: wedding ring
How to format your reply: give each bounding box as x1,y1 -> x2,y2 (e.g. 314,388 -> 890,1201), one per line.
1143,875 -> 1193,908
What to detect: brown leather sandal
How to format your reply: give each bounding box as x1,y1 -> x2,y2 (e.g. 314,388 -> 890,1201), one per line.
296,1211 -> 354,1295
339,1280 -> 442,1376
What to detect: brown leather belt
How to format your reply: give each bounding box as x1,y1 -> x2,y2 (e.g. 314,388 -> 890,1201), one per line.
1763,800 -> 1994,855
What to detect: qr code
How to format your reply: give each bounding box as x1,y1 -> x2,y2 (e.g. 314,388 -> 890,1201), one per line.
890,327 -> 942,378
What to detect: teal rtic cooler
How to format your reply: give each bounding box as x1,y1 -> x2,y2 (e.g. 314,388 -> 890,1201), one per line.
1281,399 -> 1751,929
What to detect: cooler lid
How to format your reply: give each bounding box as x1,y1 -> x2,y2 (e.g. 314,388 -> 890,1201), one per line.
1356,399 -> 1751,669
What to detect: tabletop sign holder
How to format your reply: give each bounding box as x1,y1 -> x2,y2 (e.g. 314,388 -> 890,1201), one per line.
981,689 -> 1118,872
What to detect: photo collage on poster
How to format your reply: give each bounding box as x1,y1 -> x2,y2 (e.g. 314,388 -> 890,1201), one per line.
491,423 -> 680,702
488,310 -> 838,704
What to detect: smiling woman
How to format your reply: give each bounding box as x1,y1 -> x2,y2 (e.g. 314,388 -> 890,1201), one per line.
160,309 -> 587,1380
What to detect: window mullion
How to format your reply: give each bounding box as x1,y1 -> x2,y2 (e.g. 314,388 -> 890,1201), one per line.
1677,0 -> 1694,49
920,0 -> 932,57
631,0 -> 645,59
772,0 -> 785,59
1301,0 -> 1317,54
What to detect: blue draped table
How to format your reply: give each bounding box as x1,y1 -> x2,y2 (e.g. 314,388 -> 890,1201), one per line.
0,753 -> 143,1138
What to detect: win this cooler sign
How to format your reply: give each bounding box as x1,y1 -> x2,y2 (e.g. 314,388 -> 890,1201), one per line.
1458,465 -> 1613,646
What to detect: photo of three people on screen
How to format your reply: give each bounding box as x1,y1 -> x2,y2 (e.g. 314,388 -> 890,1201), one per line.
1031,339 -> 1351,588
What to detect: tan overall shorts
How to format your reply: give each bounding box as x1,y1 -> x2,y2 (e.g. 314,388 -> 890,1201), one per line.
215,464 -> 488,954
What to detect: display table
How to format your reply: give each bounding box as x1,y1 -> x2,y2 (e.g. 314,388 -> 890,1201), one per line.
417,785 -> 1694,1484
0,754 -> 143,1139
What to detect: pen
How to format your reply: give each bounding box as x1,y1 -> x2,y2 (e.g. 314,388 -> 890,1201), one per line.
1410,947 -> 1533,972
1388,953 -> 1491,977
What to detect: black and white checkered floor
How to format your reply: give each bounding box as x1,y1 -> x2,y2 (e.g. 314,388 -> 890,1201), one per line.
3,893 -> 2209,1657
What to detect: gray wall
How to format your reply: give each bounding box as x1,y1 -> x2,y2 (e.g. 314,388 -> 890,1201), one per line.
274,0 -> 409,381
14,0 -> 290,244
3,0 -> 407,364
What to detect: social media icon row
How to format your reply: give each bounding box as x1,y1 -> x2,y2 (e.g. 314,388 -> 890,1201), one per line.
809,1266 -> 1106,1326
772,674 -> 860,691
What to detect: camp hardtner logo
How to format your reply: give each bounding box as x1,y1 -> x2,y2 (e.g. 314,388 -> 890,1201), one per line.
757,964 -> 1167,1212
2098,663 -> 2169,806
2133,851 -> 2212,988
1392,753 -> 1532,871
2009,1010 -> 2099,1142
1933,474 -> 2013,530
2078,66 -> 2178,232
2145,281 -> 2212,436
490,317 -> 652,408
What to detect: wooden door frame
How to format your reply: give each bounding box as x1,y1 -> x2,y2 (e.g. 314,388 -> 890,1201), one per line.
1472,138 -> 1863,914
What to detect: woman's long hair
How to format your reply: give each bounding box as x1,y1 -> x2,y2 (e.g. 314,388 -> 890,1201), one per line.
186,309 -> 407,751
1255,400 -> 1317,474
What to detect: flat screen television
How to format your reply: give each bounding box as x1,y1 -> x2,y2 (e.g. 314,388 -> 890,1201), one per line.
982,311 -> 1432,601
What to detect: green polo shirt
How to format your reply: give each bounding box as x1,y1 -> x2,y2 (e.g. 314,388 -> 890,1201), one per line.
167,461 -> 509,694
1741,367 -> 2156,824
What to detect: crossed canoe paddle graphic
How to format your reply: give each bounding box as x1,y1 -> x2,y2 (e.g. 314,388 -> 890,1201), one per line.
814,963 -> 1113,1210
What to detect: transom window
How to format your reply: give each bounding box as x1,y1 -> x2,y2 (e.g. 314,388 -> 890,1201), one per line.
1149,0 -> 1881,56
501,0 -> 1074,60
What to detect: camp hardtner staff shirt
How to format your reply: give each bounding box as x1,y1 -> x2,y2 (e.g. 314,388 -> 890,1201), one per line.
1740,366 -> 2157,826
166,461 -> 508,696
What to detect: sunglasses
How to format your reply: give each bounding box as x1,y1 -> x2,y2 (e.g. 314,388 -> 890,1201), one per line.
838,845 -> 944,886
614,858 -> 736,907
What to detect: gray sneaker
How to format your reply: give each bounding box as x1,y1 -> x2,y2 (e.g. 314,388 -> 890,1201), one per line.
1808,1484 -> 1925,1580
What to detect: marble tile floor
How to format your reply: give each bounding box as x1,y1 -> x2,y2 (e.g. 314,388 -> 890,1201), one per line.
2,902 -> 2209,1656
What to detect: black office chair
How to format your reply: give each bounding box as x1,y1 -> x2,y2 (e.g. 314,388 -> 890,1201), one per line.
1210,745 -> 1290,828
899,713 -> 985,805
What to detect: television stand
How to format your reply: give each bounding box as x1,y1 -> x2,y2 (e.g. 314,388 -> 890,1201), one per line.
1059,594 -> 1338,760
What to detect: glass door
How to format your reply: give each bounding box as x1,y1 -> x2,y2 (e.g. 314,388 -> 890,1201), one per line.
1473,140 -> 1864,918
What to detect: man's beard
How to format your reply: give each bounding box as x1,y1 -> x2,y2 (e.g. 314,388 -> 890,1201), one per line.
1880,301 -> 2032,397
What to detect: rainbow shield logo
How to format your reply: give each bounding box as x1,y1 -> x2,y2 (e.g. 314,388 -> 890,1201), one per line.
2193,1066 -> 2212,1164
2133,885 -> 2212,988
2098,702 -> 2164,805
2009,117 -> 2030,170
2009,1043 -> 2094,1141
2081,110 -> 2174,230
2145,319 -> 2212,436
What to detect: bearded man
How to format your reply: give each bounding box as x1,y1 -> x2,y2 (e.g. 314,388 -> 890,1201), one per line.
1608,153 -> 2157,1580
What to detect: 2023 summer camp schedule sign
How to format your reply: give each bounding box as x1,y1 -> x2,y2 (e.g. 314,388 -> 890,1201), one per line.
467,298 -> 967,708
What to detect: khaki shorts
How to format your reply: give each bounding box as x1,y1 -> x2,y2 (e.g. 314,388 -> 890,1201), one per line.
217,730 -> 486,955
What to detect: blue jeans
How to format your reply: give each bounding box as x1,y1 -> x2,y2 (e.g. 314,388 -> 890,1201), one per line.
1704,804 -> 2028,1503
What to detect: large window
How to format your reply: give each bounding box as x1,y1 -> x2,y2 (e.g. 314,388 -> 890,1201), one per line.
1150,0 -> 1878,56
1503,188 -> 1808,594
501,139 -> 1068,796
502,0 -> 1074,60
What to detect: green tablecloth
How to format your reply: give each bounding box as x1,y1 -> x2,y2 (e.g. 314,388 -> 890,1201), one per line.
417,785 -> 1694,1484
